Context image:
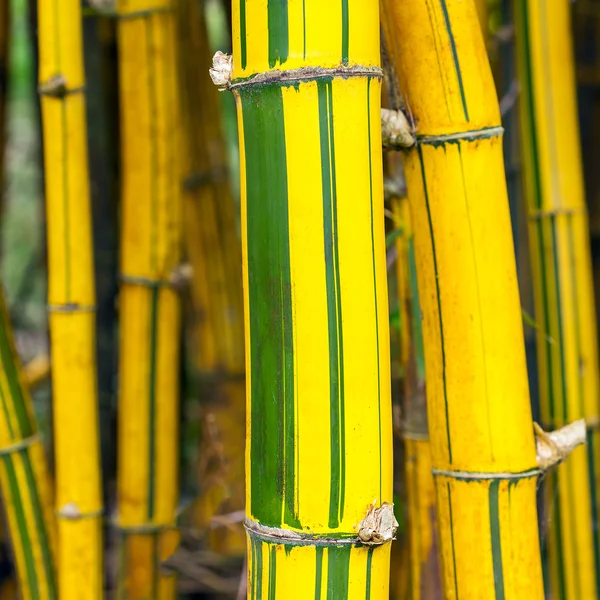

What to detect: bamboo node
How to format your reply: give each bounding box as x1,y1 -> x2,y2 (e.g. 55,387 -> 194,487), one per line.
357,501 -> 398,546
38,74 -> 85,99
87,0 -> 115,13
169,263 -> 193,290
0,434 -> 40,457
209,52 -> 233,91
381,108 -> 415,149
57,503 -> 103,520
535,419 -> 587,470
229,65 -> 383,92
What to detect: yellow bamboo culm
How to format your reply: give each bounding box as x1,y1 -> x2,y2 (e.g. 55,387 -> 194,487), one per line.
515,2 -> 600,598
38,0 -> 104,597
392,195 -> 441,600
381,1 -> 545,598
177,0 -> 246,555
115,1 -> 183,597
230,0 -> 394,596
0,291 -> 56,598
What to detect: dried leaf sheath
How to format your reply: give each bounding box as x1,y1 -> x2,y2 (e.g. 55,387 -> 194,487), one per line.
381,0 -> 545,598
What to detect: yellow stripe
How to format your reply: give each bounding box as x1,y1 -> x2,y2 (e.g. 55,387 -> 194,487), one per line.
282,82 -> 331,528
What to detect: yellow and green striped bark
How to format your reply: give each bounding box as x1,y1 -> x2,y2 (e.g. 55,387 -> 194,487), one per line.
177,0 -> 246,555
38,0 -> 104,596
381,1 -> 545,598
515,2 -> 600,598
115,1 -> 183,597
0,291 -> 56,599
232,1 -> 393,596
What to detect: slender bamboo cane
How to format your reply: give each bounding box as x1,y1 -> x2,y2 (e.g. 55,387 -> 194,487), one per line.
227,1 -> 394,595
0,290 -> 56,598
177,0 -> 246,555
38,0 -> 103,597
392,195 -> 442,600
515,3 -> 600,598
380,1 -> 545,598
115,1 -> 183,597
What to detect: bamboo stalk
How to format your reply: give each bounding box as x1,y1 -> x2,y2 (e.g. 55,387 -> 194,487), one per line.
380,1 -> 545,598
115,1 -> 183,597
392,195 -> 442,600
0,290 -> 56,599
515,2 -> 600,598
38,0 -> 104,597
177,0 -> 246,555
227,1 -> 394,595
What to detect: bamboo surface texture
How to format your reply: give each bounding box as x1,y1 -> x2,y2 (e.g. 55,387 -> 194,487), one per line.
177,0 -> 246,555
116,0 -> 183,597
38,0 -> 104,597
393,196 -> 441,600
381,0 -> 545,598
232,1 -> 393,596
515,2 -> 600,598
0,291 -> 56,598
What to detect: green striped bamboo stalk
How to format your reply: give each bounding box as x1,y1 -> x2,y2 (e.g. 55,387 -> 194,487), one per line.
225,0 -> 394,596
515,2 -> 600,598
0,290 -> 56,599
115,0 -> 183,596
380,0 -> 545,597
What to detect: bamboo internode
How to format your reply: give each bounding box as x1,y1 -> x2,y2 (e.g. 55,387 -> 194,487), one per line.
515,1 -> 600,597
381,0 -> 545,597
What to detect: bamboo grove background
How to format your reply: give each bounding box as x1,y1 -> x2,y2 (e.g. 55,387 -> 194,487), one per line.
0,0 -> 600,598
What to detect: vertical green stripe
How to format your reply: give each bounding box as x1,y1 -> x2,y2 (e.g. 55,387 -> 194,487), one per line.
566,218 -> 584,417
318,80 -> 345,528
408,239 -> 425,380
489,480 -> 505,600
552,472 -> 567,600
240,0 -> 247,69
256,539 -> 264,600
417,147 -> 452,462
268,0 -> 289,68
0,309 -> 31,437
550,218 -> 568,422
3,454 -> 39,600
147,287 -> 159,520
61,101 -> 71,300
341,0 -> 349,64
438,0 -> 469,121
21,449 -> 56,597
315,546 -> 323,600
447,482 -> 459,599
326,546 -> 350,599
268,546 -> 277,599
242,85 -> 295,526
365,547 -> 374,600
366,80 -> 382,502
587,431 -> 600,597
